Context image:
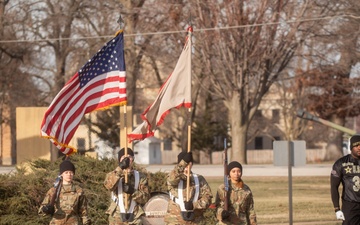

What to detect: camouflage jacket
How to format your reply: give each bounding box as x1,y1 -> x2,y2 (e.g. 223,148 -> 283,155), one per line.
164,160 -> 213,224
38,183 -> 91,225
215,181 -> 257,225
104,167 -> 150,224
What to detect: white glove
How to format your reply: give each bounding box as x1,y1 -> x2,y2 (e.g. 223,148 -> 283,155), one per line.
335,210 -> 345,220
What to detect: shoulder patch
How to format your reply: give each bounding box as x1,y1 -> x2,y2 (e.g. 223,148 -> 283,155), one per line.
331,170 -> 338,176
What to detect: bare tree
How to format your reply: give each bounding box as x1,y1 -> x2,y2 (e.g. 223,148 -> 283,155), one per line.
0,0 -> 42,164
26,1 -> 125,101
3,1 -> 126,156
185,0 -> 327,163
296,0 -> 360,159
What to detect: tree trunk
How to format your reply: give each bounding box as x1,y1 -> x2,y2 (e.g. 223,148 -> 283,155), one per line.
228,94 -> 248,164
324,116 -> 345,161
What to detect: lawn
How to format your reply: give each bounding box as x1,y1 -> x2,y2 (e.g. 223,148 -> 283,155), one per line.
206,176 -> 342,224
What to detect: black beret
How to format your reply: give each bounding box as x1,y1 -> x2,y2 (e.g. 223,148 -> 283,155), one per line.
59,160 -> 75,175
177,152 -> 186,163
227,161 -> 242,175
117,147 -> 134,161
177,151 -> 193,163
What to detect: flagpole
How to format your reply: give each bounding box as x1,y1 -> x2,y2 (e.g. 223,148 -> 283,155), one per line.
186,108 -> 192,201
117,15 -> 129,213
123,104 -> 129,211
186,26 -> 193,202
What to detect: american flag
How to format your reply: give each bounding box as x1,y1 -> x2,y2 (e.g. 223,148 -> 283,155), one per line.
41,30 -> 127,155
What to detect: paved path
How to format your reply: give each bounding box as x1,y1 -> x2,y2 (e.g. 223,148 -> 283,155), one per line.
144,163 -> 332,177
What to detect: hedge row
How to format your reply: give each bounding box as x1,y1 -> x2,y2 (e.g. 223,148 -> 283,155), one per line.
0,154 -> 216,224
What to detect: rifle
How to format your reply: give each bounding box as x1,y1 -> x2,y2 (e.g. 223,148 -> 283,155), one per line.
49,176 -> 63,207
224,138 -> 229,211
41,175 -> 62,215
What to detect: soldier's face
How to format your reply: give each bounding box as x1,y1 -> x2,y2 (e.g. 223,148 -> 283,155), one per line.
61,170 -> 74,184
229,167 -> 242,182
120,155 -> 134,165
351,145 -> 360,159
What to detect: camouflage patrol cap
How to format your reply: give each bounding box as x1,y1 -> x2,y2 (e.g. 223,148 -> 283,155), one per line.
117,147 -> 134,161
228,161 -> 242,174
350,135 -> 360,148
59,160 -> 75,175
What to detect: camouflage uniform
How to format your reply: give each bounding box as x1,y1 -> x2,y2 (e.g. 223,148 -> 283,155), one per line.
164,160 -> 213,225
38,183 -> 91,225
104,166 -> 150,225
215,180 -> 257,225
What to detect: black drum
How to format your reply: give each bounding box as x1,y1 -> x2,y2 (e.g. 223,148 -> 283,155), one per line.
142,192 -> 170,225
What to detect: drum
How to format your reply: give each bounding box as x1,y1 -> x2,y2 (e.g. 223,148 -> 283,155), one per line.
142,193 -> 170,225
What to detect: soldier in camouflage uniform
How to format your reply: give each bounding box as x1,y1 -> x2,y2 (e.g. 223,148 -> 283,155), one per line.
164,151 -> 213,225
215,161 -> 257,225
104,148 -> 150,225
39,159 -> 91,225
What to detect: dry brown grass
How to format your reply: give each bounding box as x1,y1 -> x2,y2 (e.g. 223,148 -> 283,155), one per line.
207,176 -> 343,225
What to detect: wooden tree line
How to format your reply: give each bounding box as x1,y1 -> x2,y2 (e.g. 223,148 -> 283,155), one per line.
1,0 -> 360,163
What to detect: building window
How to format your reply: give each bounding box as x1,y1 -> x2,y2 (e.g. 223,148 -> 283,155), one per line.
77,138 -> 86,151
272,109 -> 280,123
255,137 -> 263,150
164,138 -> 172,151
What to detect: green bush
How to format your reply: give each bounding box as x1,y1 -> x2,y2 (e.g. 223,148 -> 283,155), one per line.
0,154 -> 216,224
